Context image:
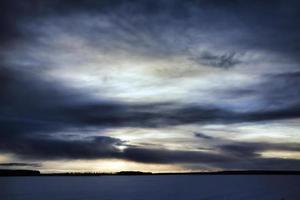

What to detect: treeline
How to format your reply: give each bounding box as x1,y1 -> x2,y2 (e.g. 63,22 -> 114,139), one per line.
1,169 -> 300,176
0,169 -> 40,176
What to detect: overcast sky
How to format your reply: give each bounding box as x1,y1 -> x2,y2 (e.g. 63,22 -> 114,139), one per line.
1,0 -> 300,172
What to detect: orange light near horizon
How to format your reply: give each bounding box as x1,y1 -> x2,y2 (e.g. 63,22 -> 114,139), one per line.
260,151 -> 300,160
40,159 -> 184,173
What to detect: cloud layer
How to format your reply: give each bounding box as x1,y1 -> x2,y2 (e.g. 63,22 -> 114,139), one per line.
1,0 -> 300,171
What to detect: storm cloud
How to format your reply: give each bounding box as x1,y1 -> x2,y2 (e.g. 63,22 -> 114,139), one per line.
1,0 -> 300,172
0,162 -> 41,167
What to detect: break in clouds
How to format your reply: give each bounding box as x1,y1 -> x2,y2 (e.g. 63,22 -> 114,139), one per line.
0,0 -> 300,172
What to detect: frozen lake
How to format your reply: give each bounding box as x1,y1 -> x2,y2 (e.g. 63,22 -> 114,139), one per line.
1,175 -> 299,200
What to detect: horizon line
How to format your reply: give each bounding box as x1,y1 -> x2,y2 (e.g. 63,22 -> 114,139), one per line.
1,169 -> 300,176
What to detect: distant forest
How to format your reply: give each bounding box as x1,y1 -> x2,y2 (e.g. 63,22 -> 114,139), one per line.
1,169 -> 300,176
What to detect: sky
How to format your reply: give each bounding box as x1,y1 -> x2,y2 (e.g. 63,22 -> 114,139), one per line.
0,0 -> 300,173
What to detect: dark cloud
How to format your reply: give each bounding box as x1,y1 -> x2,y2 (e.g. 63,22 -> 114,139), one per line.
2,131 -> 300,170
219,142 -> 300,157
0,162 -> 41,167
122,147 -> 233,164
193,51 -> 241,69
0,136 -> 122,160
211,157 -> 300,171
194,132 -> 214,140
0,124 -> 236,164
245,105 -> 300,122
193,132 -> 300,160
210,141 -> 300,170
235,72 -> 300,121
